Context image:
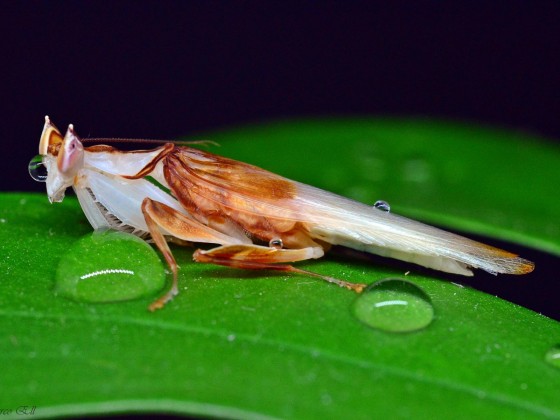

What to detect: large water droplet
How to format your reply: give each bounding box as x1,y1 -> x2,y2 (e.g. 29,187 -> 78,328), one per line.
373,200 -> 391,212
28,155 -> 48,182
545,345 -> 560,369
352,278 -> 434,333
55,230 -> 166,303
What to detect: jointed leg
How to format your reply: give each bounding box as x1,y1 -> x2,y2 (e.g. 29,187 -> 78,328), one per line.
143,198 -> 365,310
141,198 -> 247,311
194,244 -> 366,292
142,200 -> 180,311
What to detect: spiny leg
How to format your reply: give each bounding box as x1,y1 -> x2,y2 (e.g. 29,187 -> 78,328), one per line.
141,198 -> 244,311
193,244 -> 366,293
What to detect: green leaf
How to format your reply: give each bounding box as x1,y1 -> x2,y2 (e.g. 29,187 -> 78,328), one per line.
1,119 -> 559,418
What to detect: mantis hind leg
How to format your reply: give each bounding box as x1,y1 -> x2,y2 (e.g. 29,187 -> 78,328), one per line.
193,244 -> 366,293
142,198 -> 365,310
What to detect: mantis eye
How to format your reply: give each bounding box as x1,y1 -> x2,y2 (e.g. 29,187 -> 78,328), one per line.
28,155 -> 48,182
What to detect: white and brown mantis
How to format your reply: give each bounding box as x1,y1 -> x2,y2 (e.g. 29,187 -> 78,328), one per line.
31,116 -> 534,311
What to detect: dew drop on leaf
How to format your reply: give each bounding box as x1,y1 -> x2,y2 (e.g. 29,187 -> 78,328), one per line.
55,230 -> 166,303
352,278 -> 434,333
545,345 -> 560,369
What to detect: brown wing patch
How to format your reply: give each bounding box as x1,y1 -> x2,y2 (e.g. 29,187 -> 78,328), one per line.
475,242 -> 535,274
163,147 -> 300,240
173,147 -> 297,200
512,259 -> 535,274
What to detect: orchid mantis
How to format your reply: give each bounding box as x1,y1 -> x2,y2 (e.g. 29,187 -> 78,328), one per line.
31,117 -> 534,310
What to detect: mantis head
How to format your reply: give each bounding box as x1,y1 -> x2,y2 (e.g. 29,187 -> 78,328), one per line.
31,116 -> 84,203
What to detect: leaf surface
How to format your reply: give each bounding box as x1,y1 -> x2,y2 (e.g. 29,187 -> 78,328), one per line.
1,119 -> 559,418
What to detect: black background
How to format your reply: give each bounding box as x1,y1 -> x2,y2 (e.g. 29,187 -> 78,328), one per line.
2,2 -> 559,319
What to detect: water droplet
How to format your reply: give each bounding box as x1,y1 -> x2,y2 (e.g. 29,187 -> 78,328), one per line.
28,155 -> 48,182
352,278 -> 434,333
269,238 -> 283,249
545,345 -> 560,369
373,200 -> 391,212
55,230 -> 166,303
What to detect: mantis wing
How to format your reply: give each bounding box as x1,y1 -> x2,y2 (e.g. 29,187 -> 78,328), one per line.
163,147 -> 534,277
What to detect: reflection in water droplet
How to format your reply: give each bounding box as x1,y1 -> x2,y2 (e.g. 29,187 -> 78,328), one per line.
28,155 -> 48,182
269,238 -> 283,249
55,230 -> 166,303
545,345 -> 560,369
352,278 -> 434,333
373,200 -> 391,212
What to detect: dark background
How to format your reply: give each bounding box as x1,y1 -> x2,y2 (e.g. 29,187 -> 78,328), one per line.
4,1 -> 560,192
2,2 -> 559,319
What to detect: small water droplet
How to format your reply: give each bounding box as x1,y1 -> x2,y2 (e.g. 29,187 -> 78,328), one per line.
269,238 -> 283,249
545,345 -> 560,369
28,155 -> 48,182
55,230 -> 166,303
373,200 -> 391,212
352,278 -> 434,333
